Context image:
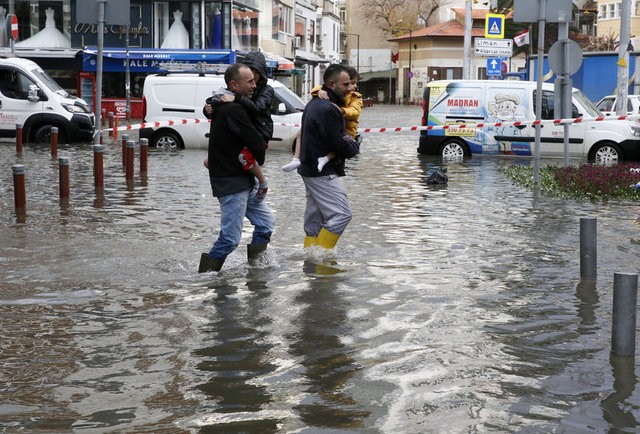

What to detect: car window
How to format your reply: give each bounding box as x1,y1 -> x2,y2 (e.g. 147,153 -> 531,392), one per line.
596,97 -> 614,112
0,68 -> 34,99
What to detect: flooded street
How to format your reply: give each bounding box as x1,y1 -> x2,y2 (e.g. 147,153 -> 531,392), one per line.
1,104 -> 640,433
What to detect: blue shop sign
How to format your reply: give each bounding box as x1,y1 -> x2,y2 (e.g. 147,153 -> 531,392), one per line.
82,47 -> 235,72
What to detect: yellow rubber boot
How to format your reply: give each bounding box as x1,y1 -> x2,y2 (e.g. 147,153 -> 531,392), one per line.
303,236 -> 317,248
316,228 -> 340,249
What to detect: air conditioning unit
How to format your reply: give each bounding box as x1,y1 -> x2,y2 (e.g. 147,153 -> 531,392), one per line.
292,36 -> 301,49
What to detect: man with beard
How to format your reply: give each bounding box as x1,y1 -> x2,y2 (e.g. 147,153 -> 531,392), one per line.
297,64 -> 361,250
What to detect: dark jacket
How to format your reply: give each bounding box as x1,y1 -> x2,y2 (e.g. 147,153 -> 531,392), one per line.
297,85 -> 360,177
203,52 -> 274,144
207,97 -> 265,197
236,51 -> 274,143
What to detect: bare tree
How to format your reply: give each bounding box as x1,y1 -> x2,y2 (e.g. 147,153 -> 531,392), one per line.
360,0 -> 447,36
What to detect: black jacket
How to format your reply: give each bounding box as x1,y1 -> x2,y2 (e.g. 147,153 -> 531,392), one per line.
298,85 -> 360,177
207,100 -> 265,197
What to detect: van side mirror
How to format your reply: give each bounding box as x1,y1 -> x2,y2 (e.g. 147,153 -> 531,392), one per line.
27,85 -> 40,102
277,102 -> 287,114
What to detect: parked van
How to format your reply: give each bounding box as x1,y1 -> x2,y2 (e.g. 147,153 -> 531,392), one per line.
0,57 -> 94,144
140,72 -> 305,152
418,80 -> 640,164
595,94 -> 640,117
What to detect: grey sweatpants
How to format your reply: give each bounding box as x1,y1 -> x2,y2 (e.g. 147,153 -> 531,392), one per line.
302,175 -> 352,237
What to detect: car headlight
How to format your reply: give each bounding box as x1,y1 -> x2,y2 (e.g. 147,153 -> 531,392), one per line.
630,125 -> 640,137
62,102 -> 90,114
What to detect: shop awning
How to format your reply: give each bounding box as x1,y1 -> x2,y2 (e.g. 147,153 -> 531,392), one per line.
82,47 -> 236,72
0,47 -> 83,58
295,53 -> 330,66
359,69 -> 397,82
262,51 -> 295,70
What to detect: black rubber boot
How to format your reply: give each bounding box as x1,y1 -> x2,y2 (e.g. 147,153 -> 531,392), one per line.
198,253 -> 225,273
247,243 -> 267,265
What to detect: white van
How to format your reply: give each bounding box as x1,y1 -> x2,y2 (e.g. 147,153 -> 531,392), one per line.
140,72 -> 305,152
0,57 -> 94,144
418,80 -> 640,163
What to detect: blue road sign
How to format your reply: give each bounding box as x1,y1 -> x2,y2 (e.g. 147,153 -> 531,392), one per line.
487,57 -> 502,75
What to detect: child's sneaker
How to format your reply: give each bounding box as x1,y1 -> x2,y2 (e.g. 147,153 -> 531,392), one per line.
317,156 -> 329,172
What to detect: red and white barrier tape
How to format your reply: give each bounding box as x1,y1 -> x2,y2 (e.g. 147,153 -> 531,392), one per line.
101,114 -> 640,134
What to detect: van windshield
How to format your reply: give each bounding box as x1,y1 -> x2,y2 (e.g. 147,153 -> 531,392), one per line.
273,86 -> 305,112
31,67 -> 69,97
573,89 -> 602,117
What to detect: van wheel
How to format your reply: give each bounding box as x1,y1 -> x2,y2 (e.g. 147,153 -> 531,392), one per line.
153,130 -> 183,149
589,141 -> 621,164
34,125 -> 65,146
440,139 -> 467,160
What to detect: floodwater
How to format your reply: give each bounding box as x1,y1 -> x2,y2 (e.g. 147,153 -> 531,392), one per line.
1,104 -> 640,433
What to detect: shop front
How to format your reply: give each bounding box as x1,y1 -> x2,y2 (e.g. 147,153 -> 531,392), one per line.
80,47 -> 235,118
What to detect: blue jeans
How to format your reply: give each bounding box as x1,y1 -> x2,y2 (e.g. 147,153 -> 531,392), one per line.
208,188 -> 275,260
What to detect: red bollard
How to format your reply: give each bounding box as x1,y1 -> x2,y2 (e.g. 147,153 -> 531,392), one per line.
101,108 -> 106,127
16,123 -> 22,154
93,144 -> 104,193
59,156 -> 70,200
108,112 -> 114,138
121,133 -> 129,171
126,140 -> 135,181
50,126 -> 58,158
12,164 -> 26,211
139,138 -> 148,175
113,116 -> 119,142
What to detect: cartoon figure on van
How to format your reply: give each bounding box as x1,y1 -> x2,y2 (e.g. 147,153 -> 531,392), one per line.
486,92 -> 525,154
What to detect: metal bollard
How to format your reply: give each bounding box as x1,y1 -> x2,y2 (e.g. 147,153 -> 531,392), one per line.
108,112 -> 114,138
50,126 -> 59,158
121,133 -> 129,171
580,217 -> 597,280
612,272 -> 638,357
12,164 -> 26,211
101,108 -> 106,127
113,115 -> 119,142
139,138 -> 148,175
15,123 -> 22,154
93,144 -> 104,193
58,156 -> 70,200
126,140 -> 135,181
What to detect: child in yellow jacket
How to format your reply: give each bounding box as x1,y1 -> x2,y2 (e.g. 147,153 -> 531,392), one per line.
283,66 -> 363,172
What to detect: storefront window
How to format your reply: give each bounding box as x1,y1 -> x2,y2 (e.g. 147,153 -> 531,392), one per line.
154,2 -> 197,49
0,0 -> 71,48
232,8 -> 256,51
204,2 -> 224,48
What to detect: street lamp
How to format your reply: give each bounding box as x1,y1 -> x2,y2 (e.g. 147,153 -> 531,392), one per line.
347,32 -> 360,71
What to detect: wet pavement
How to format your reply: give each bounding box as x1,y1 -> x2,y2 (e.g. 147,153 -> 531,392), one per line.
1,104 -> 640,432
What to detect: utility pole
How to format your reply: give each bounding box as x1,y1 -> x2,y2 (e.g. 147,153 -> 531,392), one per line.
616,0 -> 631,115
463,0 -> 472,79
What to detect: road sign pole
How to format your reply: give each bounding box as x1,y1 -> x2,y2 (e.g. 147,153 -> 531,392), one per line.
533,0 -> 546,184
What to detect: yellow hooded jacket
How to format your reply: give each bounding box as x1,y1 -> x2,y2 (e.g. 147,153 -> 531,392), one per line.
310,85 -> 363,138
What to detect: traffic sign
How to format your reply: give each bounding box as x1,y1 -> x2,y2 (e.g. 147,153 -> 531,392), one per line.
485,14 -> 505,39
9,14 -> 17,40
486,58 -> 502,75
474,38 -> 513,57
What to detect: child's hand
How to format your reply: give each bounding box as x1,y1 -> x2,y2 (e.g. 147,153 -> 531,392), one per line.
255,181 -> 269,203
318,89 -> 329,100
220,94 -> 235,103
203,157 -> 209,168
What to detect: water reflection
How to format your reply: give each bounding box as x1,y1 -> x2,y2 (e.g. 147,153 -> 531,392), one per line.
194,280 -> 280,432
289,269 -> 370,429
602,353 -> 638,430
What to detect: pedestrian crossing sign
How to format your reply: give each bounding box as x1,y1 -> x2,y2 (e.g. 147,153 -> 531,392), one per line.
485,14 -> 505,39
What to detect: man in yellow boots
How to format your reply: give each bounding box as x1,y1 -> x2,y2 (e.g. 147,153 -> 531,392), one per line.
297,64 -> 360,250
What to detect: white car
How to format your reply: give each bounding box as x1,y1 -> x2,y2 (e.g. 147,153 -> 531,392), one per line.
140,72 -> 304,152
595,94 -> 640,117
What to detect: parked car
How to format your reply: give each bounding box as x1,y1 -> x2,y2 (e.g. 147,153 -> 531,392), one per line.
595,94 -> 640,117
0,57 -> 94,144
418,80 -> 640,164
140,71 -> 305,152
